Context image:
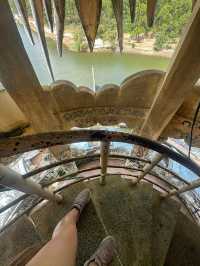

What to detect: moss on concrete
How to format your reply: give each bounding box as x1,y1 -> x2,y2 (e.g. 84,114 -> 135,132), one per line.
77,201 -> 107,265
30,181 -> 121,265
152,191 -> 180,266
0,215 -> 42,266
165,212 -> 200,266
86,176 -> 153,266
5,175 -> 200,266
30,182 -> 86,241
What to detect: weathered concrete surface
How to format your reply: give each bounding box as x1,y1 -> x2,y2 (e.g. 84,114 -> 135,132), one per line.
3,0 -> 200,141
0,90 -> 28,134
87,176 -> 153,266
9,243 -> 42,266
152,191 -> 180,266
165,212 -> 200,266
0,215 -> 42,266
77,200 -> 119,266
30,181 -> 121,265
2,176 -> 200,265
140,1 -> 200,140
30,182 -> 86,242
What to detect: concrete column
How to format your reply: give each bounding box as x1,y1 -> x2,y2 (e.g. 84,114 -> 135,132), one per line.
0,2 -> 60,132
0,164 -> 63,203
140,0 -> 200,140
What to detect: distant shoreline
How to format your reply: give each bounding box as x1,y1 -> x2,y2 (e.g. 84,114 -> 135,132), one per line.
121,46 -> 173,58
16,16 -> 174,59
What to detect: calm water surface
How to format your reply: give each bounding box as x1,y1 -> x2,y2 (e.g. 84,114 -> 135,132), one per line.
18,26 -> 169,87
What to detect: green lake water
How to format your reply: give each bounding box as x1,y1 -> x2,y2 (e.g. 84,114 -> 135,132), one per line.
18,26 -> 170,87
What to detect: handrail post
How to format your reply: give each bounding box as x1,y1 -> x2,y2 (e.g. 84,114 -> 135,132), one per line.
100,141 -> 110,185
133,153 -> 165,184
0,164 -> 63,203
164,178 -> 200,198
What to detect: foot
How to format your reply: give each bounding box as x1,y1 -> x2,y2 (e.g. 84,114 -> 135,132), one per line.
72,188 -> 91,214
84,236 -> 116,266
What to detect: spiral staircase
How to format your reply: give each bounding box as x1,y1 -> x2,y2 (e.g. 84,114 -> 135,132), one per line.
0,130 -> 200,266
1,1 -> 200,266
1,175 -> 200,266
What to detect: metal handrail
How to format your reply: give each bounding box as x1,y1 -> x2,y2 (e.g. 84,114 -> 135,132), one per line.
100,141 -> 110,184
0,164 -> 63,203
22,153 -> 189,185
0,158 -> 196,216
1,130 -> 200,176
0,194 -> 28,215
1,130 -> 200,230
0,164 -> 188,217
1,170 -> 197,234
0,173 -> 169,233
23,154 -> 101,179
0,164 -> 172,215
22,154 -> 149,179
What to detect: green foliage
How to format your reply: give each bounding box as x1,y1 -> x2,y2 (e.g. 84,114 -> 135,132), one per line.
124,0 -> 191,47
11,0 -> 192,52
98,0 -> 117,49
153,0 -> 192,50
128,0 -> 149,41
73,28 -> 87,52
65,0 -> 80,25
97,0 -> 192,50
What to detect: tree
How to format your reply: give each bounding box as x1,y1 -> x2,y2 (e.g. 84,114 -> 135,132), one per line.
73,28 -> 87,52
97,0 -> 117,49
130,0 -> 149,42
153,0 -> 191,50
11,0 -> 193,52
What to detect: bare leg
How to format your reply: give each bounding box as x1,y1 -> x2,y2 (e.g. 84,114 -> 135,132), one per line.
26,208 -> 79,266
26,189 -> 115,266
27,189 -> 91,266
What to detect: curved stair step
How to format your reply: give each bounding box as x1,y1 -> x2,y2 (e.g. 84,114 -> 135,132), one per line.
152,191 -> 180,266
77,199 -> 121,266
86,176 -> 153,266
165,212 -> 200,266
9,243 -> 43,266
30,181 -> 121,265
30,182 -> 87,242
0,216 -> 42,266
2,177 -> 200,266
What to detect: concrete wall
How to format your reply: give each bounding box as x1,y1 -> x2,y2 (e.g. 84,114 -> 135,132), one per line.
0,90 -> 28,133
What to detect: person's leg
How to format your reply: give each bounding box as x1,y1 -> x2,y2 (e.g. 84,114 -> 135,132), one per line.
26,189 -> 91,266
27,208 -> 79,266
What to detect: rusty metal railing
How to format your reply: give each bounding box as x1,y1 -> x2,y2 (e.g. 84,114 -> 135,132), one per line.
0,130 -> 200,231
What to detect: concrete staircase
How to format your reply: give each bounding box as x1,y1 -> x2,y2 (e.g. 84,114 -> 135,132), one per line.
1,175 -> 200,266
